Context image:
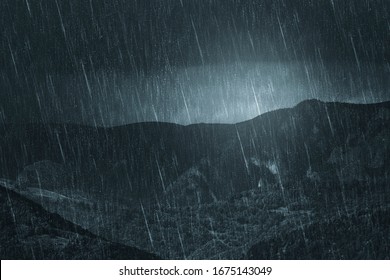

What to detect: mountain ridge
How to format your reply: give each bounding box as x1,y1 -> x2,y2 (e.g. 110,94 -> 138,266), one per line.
2,99 -> 390,129
1,99 -> 389,259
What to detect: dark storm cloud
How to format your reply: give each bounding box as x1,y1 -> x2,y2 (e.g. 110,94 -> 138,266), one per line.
0,0 -> 389,125
1,0 -> 389,72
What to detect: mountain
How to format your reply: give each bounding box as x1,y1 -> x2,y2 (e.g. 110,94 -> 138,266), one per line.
0,185 -> 159,259
1,100 -> 389,204
246,207 -> 390,259
1,99 -> 390,259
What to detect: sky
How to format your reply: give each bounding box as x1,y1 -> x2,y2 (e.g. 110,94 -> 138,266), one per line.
0,0 -> 389,126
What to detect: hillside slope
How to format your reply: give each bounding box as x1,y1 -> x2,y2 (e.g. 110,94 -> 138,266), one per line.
0,186 -> 158,259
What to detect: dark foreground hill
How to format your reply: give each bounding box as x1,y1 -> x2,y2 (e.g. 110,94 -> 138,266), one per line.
0,186 -> 159,259
1,99 -> 390,259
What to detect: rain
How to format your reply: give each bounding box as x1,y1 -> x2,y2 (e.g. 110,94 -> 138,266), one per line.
0,0 -> 389,260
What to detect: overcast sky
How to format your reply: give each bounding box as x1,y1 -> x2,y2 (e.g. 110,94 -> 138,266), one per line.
1,0 -> 389,125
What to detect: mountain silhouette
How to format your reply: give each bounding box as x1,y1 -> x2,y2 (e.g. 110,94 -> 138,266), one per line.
1,99 -> 389,259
